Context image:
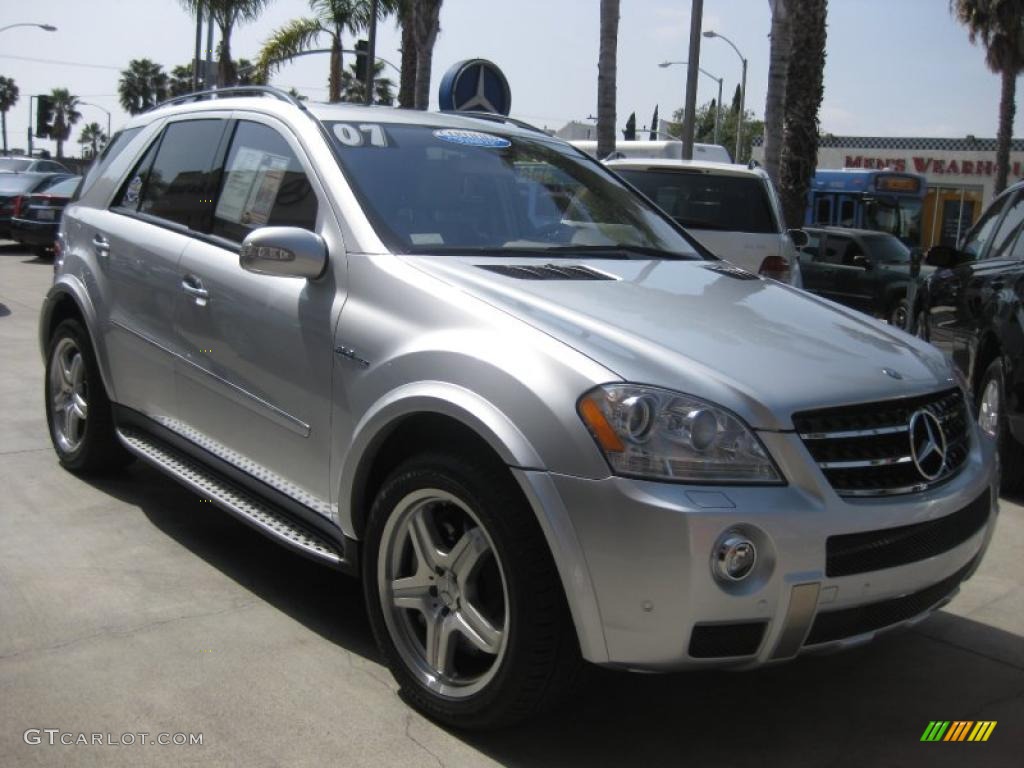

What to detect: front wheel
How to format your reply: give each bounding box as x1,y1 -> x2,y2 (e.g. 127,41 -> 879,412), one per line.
977,358 -> 1024,493
363,453 -> 581,729
889,298 -> 911,330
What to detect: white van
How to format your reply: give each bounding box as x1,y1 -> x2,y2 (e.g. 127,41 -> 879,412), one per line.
570,139 -> 732,164
605,157 -> 804,285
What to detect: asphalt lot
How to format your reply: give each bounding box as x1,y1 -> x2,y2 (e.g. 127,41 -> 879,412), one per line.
0,239 -> 1021,767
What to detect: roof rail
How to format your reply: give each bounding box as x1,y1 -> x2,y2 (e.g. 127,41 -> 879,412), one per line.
146,85 -> 307,113
439,110 -> 548,135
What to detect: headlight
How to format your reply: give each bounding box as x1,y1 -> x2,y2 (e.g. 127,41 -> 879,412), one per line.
578,384 -> 782,483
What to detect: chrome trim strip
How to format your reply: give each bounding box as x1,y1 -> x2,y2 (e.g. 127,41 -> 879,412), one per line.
801,424 -> 908,440
818,455 -> 913,469
109,318 -> 311,437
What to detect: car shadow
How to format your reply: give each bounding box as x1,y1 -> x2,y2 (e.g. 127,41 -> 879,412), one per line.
81,463 -> 1023,766
0,303 -> 9,318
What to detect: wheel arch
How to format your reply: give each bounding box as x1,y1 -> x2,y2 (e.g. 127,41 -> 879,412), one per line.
39,280 -> 117,402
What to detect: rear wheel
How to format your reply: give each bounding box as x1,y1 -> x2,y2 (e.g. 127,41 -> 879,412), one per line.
45,319 -> 132,473
977,358 -> 1024,493
889,298 -> 911,330
363,452 -> 581,729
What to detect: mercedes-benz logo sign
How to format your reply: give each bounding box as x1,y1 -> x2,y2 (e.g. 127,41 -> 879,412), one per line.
438,59 -> 512,116
909,409 -> 948,481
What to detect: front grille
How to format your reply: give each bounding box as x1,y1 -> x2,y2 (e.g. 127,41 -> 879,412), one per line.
793,388 -> 969,496
826,489 -> 990,577
805,559 -> 975,645
688,621 -> 767,658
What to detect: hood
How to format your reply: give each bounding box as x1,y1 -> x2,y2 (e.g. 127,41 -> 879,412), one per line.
400,256 -> 956,431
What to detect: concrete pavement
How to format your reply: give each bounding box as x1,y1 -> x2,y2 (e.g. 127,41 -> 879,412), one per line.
0,241 -> 1021,767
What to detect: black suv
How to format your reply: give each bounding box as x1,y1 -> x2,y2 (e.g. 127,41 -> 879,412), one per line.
799,227 -> 927,329
915,181 -> 1024,491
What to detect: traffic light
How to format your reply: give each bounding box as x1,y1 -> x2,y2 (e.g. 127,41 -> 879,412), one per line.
354,39 -> 369,81
35,95 -> 54,139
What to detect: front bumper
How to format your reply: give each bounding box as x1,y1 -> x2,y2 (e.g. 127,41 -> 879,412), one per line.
515,428 -> 998,670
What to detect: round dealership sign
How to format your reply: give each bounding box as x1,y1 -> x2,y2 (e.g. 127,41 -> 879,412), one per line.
438,59 -> 512,116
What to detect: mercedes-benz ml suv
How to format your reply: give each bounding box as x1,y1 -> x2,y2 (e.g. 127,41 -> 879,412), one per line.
40,87 -> 999,729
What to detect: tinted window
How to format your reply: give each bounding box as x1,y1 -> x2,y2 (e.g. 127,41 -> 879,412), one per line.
819,234 -> 864,266
114,137 -> 161,210
863,234 -> 911,263
34,175 -> 70,192
617,169 -> 777,234
0,158 -> 32,172
986,195 -> 1024,260
80,126 -> 142,197
138,120 -> 225,229
212,121 -> 318,243
962,193 -> 1008,258
42,162 -> 66,173
328,122 -> 697,256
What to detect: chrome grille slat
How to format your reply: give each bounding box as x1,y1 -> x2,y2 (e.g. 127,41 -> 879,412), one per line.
793,388 -> 970,497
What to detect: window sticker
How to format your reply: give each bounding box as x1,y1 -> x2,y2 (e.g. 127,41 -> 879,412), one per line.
122,174 -> 143,205
215,146 -> 291,226
410,233 -> 444,245
433,129 -> 511,149
332,123 -> 389,148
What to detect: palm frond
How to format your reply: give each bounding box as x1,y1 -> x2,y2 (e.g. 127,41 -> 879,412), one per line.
257,17 -> 325,77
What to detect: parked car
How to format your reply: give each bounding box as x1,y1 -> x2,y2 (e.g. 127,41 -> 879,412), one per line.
915,180 -> 1024,491
0,172 -> 74,239
571,139 -> 732,164
0,157 -> 72,174
604,158 -> 804,284
798,227 -> 929,328
41,87 -> 997,729
10,175 -> 82,256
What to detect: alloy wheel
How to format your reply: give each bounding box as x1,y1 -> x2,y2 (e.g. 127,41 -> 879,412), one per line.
49,337 -> 89,453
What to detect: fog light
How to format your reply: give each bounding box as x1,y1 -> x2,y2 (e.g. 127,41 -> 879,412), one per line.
713,533 -> 757,581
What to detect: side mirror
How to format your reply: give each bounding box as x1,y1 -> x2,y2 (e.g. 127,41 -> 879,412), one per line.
240,226 -> 327,279
924,244 -> 962,269
851,254 -> 872,270
787,228 -> 809,249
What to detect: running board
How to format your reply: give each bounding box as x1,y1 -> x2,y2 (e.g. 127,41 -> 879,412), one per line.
116,427 -> 346,568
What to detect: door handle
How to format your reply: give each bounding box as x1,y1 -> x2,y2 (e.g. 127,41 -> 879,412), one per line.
92,234 -> 109,259
181,275 -> 209,306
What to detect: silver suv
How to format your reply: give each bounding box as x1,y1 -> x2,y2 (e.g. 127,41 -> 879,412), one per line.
40,87 -> 998,729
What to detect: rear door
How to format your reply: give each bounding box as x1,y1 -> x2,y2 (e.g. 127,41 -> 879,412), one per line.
85,116 -> 229,421
173,115 -> 343,519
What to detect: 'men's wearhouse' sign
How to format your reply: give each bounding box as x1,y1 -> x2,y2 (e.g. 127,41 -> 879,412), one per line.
844,155 -> 1016,177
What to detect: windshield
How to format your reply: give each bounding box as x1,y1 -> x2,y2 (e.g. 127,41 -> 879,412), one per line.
864,196 -> 922,243
0,158 -> 32,173
863,234 -> 912,263
615,168 -> 777,234
0,174 -> 38,193
327,122 -> 699,257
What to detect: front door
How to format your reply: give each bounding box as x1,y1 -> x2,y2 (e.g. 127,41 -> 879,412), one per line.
173,116 -> 345,518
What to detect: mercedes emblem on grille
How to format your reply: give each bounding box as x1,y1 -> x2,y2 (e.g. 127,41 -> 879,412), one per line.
909,409 -> 948,481
882,368 -> 903,380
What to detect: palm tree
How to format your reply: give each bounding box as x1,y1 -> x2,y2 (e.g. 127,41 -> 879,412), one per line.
340,59 -> 396,104
596,0 -> 620,159
49,88 -> 82,160
258,1 -> 398,103
180,1 -> 270,87
397,0 -> 416,108
952,0 -> 1024,194
763,0 -> 792,188
169,63 -> 194,98
119,59 -> 169,115
0,76 -> 19,154
78,122 -> 107,159
778,0 -> 827,228
410,0 -> 442,110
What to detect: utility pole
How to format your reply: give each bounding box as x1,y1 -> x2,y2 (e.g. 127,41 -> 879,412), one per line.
680,0 -> 704,160
364,0 -> 378,105
205,14 -> 215,89
193,4 -> 203,91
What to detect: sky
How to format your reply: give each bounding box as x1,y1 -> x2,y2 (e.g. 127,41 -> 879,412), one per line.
0,0 -> 1017,157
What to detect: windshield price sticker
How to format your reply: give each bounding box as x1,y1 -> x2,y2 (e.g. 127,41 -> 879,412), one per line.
332,123 -> 389,148
433,129 -> 511,149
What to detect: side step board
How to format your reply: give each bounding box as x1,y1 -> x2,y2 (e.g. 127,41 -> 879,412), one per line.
117,427 -> 346,569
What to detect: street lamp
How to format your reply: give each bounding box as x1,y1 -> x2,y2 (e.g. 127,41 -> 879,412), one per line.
79,101 -> 112,152
659,61 -> 724,145
703,30 -> 747,162
0,23 -> 57,33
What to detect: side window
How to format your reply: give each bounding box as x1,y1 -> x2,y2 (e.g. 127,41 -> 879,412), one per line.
211,121 -> 318,244
985,195 -> 1024,260
819,234 -> 850,265
137,119 -> 226,230
801,232 -> 821,260
79,126 -> 142,198
962,193 -> 1009,258
113,136 -> 161,210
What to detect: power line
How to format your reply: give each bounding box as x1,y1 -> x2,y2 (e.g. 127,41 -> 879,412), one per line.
0,54 -> 122,71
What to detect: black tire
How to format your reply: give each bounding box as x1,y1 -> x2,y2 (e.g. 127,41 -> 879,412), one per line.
889,298 -> 911,330
977,358 -> 1024,494
363,452 -> 582,729
34,245 -> 51,259
44,318 -> 132,474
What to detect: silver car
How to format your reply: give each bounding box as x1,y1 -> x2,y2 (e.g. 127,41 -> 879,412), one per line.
40,87 -> 999,729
